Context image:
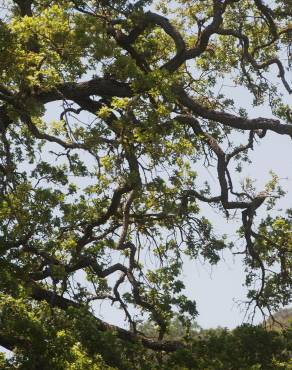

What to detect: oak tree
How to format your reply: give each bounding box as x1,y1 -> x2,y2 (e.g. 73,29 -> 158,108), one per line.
0,0 -> 291,368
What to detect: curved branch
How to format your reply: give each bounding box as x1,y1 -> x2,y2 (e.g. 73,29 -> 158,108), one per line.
166,0 -> 226,72
253,0 -> 278,39
36,78 -> 133,104
30,283 -> 184,352
174,88 -> 292,138
176,115 -> 269,213
217,28 -> 292,94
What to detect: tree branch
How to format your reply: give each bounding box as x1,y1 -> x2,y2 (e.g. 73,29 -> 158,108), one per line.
36,78 -> 132,104
29,283 -> 184,352
174,89 -> 292,138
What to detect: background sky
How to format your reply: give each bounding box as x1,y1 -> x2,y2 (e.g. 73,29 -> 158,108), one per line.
184,131 -> 291,329
183,76 -> 292,328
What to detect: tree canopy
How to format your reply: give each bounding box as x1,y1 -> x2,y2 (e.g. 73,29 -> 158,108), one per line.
0,0 -> 291,368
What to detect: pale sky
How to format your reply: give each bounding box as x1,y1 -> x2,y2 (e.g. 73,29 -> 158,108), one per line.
182,81 -> 292,328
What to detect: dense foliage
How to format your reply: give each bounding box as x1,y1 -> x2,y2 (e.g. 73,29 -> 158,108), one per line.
0,0 -> 291,368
